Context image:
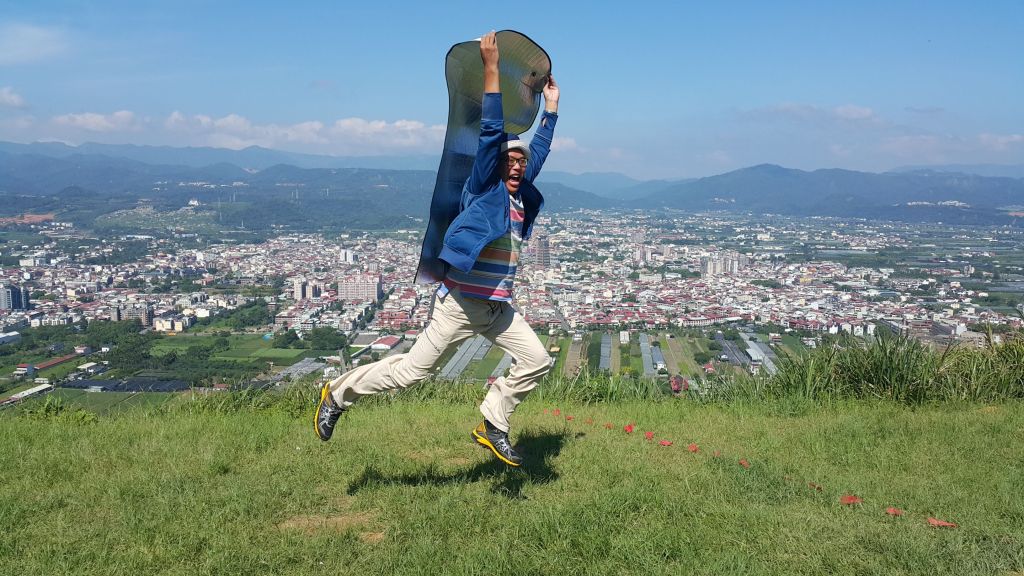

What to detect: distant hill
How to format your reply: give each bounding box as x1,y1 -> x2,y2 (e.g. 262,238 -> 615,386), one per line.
537,171 -> 640,197
635,164 -> 1024,224
3,141 -> 1024,229
891,163 -> 1024,179
537,171 -> 693,201
534,182 -> 615,211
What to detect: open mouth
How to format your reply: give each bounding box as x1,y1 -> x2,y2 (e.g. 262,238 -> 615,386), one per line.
508,175 -> 522,185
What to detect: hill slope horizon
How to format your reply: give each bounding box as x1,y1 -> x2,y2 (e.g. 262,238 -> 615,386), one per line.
2,140 -> 1023,227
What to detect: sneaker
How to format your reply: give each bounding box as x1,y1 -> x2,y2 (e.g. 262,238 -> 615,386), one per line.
314,381 -> 344,441
472,420 -> 523,467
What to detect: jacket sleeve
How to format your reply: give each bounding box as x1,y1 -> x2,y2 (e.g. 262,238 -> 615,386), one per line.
524,110 -> 558,182
465,93 -> 505,196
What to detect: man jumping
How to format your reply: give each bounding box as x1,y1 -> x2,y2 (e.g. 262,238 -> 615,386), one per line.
315,30 -> 560,467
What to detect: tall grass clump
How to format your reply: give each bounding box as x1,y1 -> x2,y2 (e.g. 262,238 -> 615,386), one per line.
941,333 -> 1024,400
768,331 -> 1024,403
393,368 -> 669,404
145,330 -> 1023,415
532,368 -> 667,403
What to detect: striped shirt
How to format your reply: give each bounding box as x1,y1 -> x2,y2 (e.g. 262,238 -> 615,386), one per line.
443,193 -> 525,301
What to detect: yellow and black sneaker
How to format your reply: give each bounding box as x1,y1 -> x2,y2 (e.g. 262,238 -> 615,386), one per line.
314,381 -> 345,442
472,420 -> 523,467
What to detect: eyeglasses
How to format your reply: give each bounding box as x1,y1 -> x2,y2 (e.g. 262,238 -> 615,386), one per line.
505,156 -> 528,168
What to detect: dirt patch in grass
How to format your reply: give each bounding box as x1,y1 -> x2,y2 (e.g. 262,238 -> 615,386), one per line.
359,531 -> 386,544
278,510 -> 376,535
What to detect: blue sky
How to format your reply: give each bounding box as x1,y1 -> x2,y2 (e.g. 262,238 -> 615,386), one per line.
1,1 -> 1022,180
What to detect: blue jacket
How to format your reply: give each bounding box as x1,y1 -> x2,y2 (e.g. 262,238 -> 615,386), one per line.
438,93 -> 558,273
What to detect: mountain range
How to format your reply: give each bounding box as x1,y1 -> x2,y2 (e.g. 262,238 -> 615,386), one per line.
1,140 -> 1022,229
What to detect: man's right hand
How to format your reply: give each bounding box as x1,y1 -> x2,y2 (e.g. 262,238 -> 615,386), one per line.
480,30 -> 499,93
480,30 -> 499,67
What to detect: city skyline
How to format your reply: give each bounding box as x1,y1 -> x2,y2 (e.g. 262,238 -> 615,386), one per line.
1,1 -> 1022,179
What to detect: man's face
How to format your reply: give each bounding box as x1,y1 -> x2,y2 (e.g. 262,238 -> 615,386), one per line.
501,151 -> 527,194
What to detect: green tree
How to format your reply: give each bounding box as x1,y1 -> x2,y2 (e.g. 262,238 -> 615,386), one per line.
272,329 -> 299,349
306,327 -> 346,350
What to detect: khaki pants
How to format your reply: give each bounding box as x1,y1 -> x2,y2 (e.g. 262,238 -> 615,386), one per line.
328,286 -> 550,432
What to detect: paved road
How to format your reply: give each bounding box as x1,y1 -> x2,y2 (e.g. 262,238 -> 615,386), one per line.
714,333 -> 746,366
599,333 -> 612,371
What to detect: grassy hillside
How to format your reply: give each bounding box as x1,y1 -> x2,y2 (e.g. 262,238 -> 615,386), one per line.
2,391 -> 1022,575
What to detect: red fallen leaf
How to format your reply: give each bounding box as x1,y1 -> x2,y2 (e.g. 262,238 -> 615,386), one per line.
687,443 -> 699,453
738,459 -> 751,469
585,418 -> 594,425
659,440 -> 673,446
604,423 -> 613,429
927,517 -> 958,528
885,507 -> 905,517
543,409 -> 549,415
644,431 -> 655,440
553,408 -> 561,416
566,415 -> 574,421
624,424 -> 635,434
713,450 -> 721,458
808,482 -> 823,492
840,494 -> 863,506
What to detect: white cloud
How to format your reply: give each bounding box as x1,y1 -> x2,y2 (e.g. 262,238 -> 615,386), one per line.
977,132 -> 1024,151
550,136 -> 579,152
327,118 -> 444,151
0,23 -> 68,65
165,110 -> 213,131
52,110 -> 139,132
161,111 -> 444,153
213,113 -> 253,133
0,86 -> 27,108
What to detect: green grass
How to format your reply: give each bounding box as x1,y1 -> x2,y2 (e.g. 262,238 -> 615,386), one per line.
249,347 -> 306,359
766,333 -> 1024,403
663,334 -> 699,375
550,336 -> 571,376
153,334 -> 323,366
1,393 -> 1021,575
39,389 -> 176,414
471,344 -> 506,379
151,334 -> 269,356
780,334 -> 807,356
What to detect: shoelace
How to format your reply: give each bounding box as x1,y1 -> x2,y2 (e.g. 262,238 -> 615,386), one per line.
320,405 -> 342,426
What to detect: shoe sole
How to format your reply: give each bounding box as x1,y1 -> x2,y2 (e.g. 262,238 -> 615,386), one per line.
472,428 -> 521,467
314,382 -> 333,441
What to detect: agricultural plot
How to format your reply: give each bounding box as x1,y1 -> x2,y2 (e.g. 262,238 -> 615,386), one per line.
778,334 -> 809,358
152,334 -> 328,367
471,344 -> 507,380
610,340 -> 622,373
660,334 -> 696,375
548,337 -> 571,376
25,389 -> 175,415
561,339 -> 584,377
